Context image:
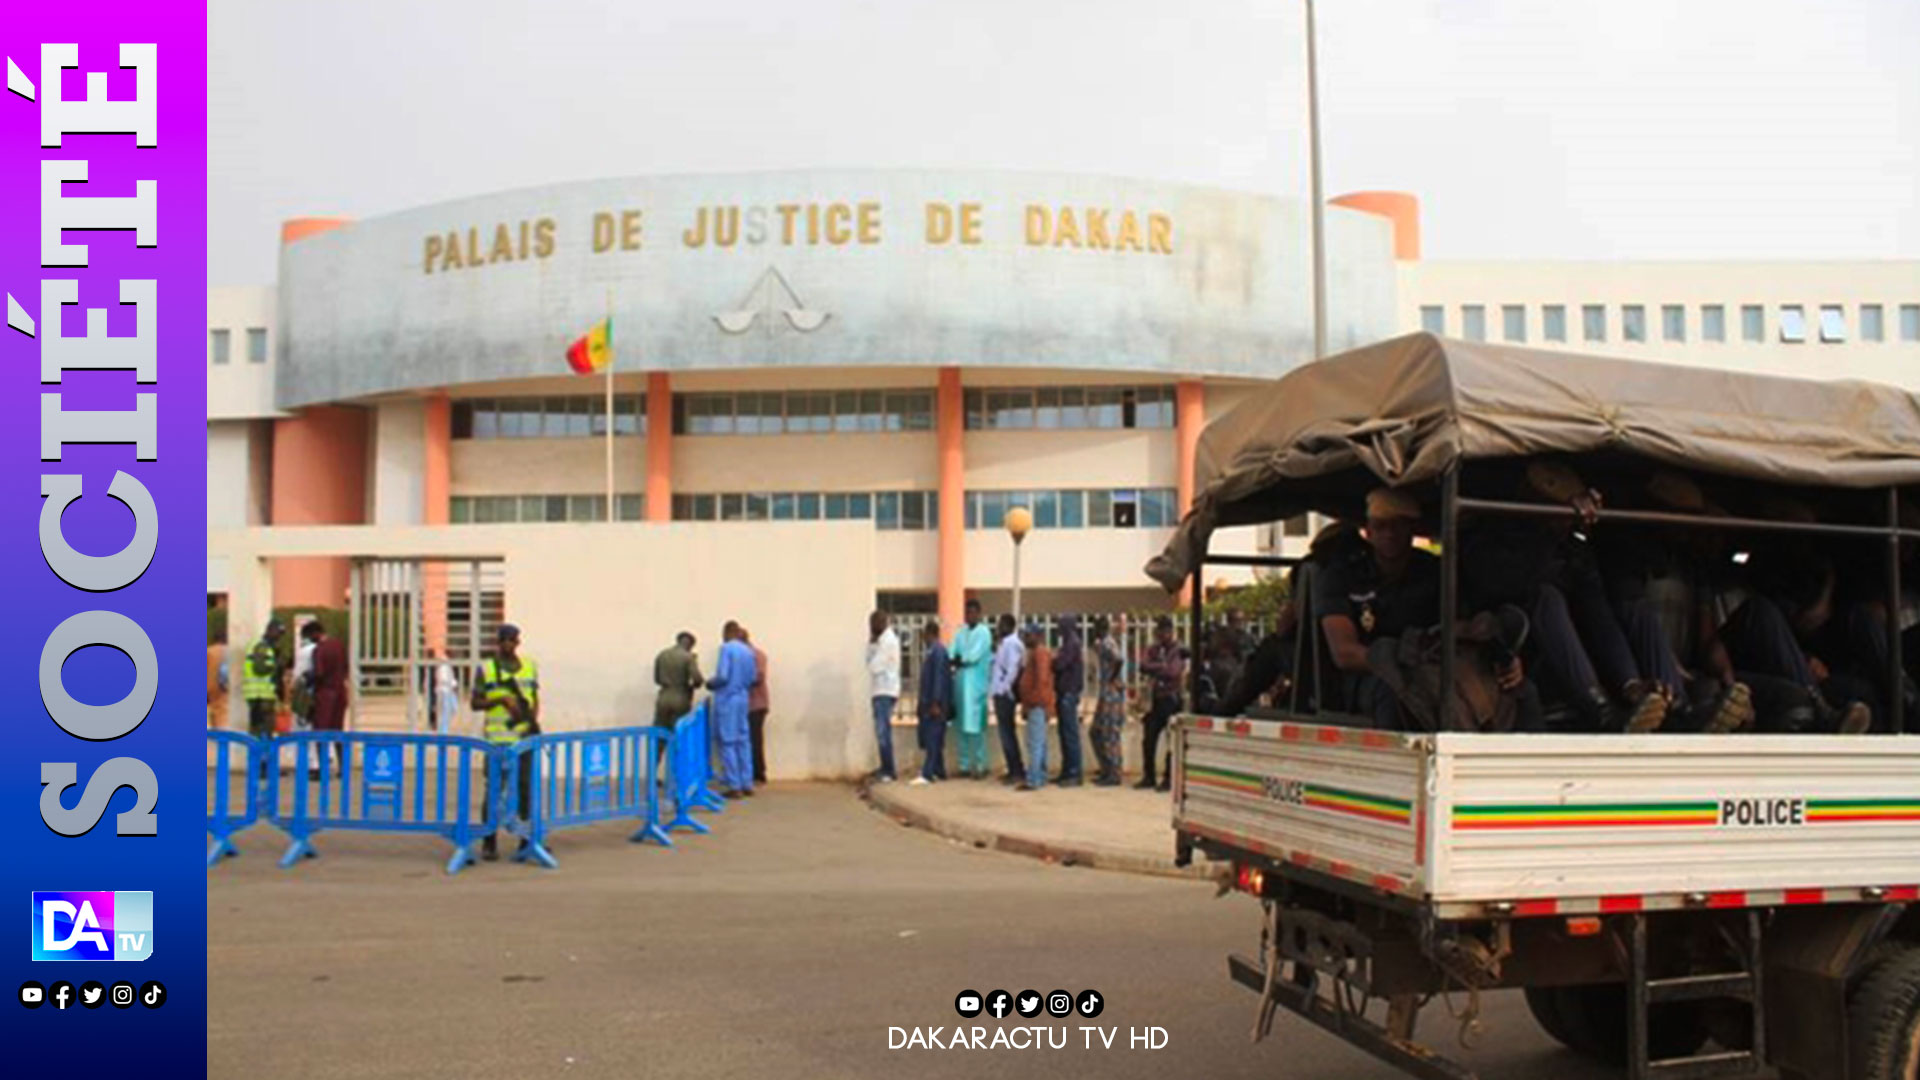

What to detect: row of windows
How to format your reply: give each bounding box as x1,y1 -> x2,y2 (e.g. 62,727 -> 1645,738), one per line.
452,396 -> 647,438
671,490 -> 939,530
675,390 -> 933,435
209,327 -> 268,365
1422,303 -> 1920,346
449,494 -> 645,523
963,386 -> 1176,430
963,488 -> 1179,530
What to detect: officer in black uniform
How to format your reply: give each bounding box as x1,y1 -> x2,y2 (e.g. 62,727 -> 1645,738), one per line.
1315,490 -> 1451,728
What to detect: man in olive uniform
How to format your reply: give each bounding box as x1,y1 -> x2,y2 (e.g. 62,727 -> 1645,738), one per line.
652,631 -> 703,770
242,620 -> 286,781
473,624 -> 540,861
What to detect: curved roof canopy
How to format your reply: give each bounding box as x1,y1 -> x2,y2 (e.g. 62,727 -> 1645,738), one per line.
1147,332 -> 1920,589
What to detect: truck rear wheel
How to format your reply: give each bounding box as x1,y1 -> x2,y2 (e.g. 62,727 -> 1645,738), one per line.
1848,946 -> 1920,1080
1524,987 -> 1579,1049
1549,983 -> 1709,1065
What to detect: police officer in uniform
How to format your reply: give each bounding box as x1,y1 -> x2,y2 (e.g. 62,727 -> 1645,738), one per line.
242,620 -> 286,781
472,624 -> 540,861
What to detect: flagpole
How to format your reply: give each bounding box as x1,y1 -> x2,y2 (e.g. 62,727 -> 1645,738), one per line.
604,288 -> 616,522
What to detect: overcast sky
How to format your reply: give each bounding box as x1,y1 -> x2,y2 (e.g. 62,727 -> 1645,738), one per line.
208,0 -> 1919,284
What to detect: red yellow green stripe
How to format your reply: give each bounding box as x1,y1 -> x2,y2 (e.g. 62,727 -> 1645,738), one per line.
1806,799 -> 1920,823
1455,801 -> 1719,830
1185,766 -> 1411,826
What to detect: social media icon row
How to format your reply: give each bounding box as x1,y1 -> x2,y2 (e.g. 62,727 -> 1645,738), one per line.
954,987 -> 1102,1019
19,980 -> 164,1010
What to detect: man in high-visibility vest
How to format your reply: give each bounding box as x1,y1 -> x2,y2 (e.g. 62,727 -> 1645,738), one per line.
471,623 -> 540,861
242,620 -> 286,781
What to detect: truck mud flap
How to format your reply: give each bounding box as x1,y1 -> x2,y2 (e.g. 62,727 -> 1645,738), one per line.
1228,953 -> 1477,1080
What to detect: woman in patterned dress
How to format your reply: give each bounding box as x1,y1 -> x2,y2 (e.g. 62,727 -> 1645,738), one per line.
1089,616 -> 1128,786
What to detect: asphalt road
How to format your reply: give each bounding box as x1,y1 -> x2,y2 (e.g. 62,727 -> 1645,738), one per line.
209,783 -> 1618,1080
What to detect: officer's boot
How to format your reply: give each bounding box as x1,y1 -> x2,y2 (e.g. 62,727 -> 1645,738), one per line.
480,834 -> 499,862
1620,679 -> 1671,734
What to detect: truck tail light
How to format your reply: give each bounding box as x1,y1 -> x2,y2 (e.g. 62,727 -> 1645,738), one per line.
1565,916 -> 1602,937
1235,864 -> 1266,895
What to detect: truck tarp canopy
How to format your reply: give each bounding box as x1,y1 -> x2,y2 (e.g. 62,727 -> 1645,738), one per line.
1146,331 -> 1920,590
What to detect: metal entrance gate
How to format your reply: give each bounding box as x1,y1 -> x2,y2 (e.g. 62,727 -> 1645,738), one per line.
348,558 -> 505,733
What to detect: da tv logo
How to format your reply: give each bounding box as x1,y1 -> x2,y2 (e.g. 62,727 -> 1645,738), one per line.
31,892 -> 153,961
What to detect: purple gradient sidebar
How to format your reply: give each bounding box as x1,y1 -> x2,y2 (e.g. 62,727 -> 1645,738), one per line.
0,4 -> 207,1068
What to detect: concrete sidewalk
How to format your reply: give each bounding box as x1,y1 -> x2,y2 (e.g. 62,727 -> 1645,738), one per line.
862,776 -> 1228,882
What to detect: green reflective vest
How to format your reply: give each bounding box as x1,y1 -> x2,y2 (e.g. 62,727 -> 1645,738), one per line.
480,656 -> 540,744
242,639 -> 278,702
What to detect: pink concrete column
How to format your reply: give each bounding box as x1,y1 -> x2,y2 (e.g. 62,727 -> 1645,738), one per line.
422,394 -> 451,652
936,367 -> 965,634
269,406 -> 369,607
646,372 -> 672,522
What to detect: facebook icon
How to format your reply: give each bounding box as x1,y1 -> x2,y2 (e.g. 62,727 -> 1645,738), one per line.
987,990 -> 1011,1019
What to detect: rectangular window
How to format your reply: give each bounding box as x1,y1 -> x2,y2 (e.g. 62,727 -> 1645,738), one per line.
569,495 -> 604,522
452,401 -> 474,439
1861,304 -> 1885,342
1622,305 -> 1646,342
1140,489 -> 1175,528
1110,490 -> 1139,529
1702,305 -> 1726,342
246,327 -> 268,364
470,399 -> 497,438
1034,388 -> 1061,430
847,493 -> 872,520
1419,305 -> 1445,334
1902,305 -> 1920,342
1135,386 -> 1176,428
824,493 -> 848,521
1542,305 -> 1566,342
522,495 -> 550,523
1059,489 -> 1084,529
617,494 -> 643,521
886,390 -> 932,432
1032,489 -> 1058,529
798,492 -> 821,520
566,397 -> 592,437
1582,304 -> 1606,342
1819,304 -> 1846,343
963,389 -> 984,431
720,493 -> 745,521
744,493 -> 769,521
988,389 -> 1033,430
1461,305 -> 1486,341
209,328 -> 231,365
857,390 -> 884,433
901,491 -> 927,531
1501,305 -> 1526,342
1661,304 -> 1685,342
1742,304 -> 1765,342
732,393 -> 764,436
964,492 -> 979,530
875,492 -> 901,530
1059,387 -> 1087,429
542,397 -> 570,437
672,494 -> 693,521
450,497 -> 471,524
1779,305 -> 1807,343
771,492 -> 795,521
692,494 -> 715,521
1087,388 -> 1124,429
981,492 -> 1007,530
618,394 -> 643,436
1088,490 -> 1113,528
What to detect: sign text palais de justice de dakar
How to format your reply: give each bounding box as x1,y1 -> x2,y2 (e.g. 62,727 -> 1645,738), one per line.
419,201 -> 1175,275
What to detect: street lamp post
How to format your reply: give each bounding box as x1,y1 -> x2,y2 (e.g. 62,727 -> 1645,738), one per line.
1305,0 -> 1327,361
1005,507 -> 1033,623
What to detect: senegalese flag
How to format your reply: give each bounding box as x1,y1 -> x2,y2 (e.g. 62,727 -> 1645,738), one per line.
565,318 -> 613,375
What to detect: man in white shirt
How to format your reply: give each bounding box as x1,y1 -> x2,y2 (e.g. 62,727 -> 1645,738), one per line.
989,613 -> 1027,785
866,611 -> 903,782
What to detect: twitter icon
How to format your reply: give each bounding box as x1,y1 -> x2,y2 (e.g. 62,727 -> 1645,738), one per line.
79,980 -> 106,1009
1015,989 -> 1043,1018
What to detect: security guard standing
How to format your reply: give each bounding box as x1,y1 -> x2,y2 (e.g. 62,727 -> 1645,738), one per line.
242,620 -> 286,781
472,623 -> 540,861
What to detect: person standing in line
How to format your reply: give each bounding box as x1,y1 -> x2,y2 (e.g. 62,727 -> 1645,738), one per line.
743,628 -> 771,786
913,624 -> 952,786
207,637 -> 229,728
1015,625 -> 1056,791
865,611 -> 902,783
652,631 -> 704,771
306,621 -> 351,777
708,622 -> 759,798
241,620 -> 286,782
291,621 -> 318,731
989,613 -> 1027,785
1088,616 -> 1127,786
950,599 -> 993,779
1136,616 -> 1187,792
472,623 -> 540,861
1051,615 -> 1086,787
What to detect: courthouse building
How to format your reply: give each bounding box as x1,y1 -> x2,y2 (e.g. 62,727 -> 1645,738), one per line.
208,169 -> 1920,630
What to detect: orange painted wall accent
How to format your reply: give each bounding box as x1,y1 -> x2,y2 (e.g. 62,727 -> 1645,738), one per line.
936,367 -> 966,634
269,406 -> 369,608
647,372 -> 673,521
422,395 -> 452,652
1176,380 -> 1205,518
1330,191 -> 1420,260
280,217 -> 351,245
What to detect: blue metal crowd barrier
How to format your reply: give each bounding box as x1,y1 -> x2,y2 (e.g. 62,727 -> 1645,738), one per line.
502,726 -> 674,869
270,731 -> 499,875
664,701 -> 726,834
206,730 -> 264,867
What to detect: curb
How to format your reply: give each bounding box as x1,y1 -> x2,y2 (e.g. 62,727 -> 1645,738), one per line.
859,782 -> 1228,884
